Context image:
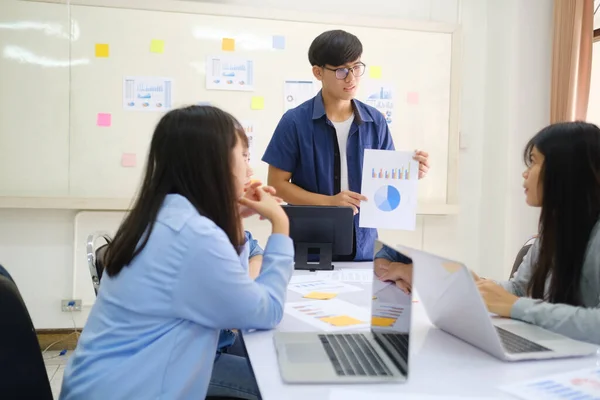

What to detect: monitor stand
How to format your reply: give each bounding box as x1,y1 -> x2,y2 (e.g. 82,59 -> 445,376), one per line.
294,242 -> 334,271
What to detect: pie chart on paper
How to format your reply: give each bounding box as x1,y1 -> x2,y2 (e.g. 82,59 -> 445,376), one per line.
374,185 -> 401,212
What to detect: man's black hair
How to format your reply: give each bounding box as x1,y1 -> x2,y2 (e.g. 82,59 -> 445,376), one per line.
308,30 -> 363,67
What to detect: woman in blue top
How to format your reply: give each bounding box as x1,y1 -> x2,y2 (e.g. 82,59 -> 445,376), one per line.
60,105 -> 294,400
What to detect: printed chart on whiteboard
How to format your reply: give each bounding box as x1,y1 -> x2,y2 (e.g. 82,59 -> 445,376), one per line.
206,55 -> 254,91
359,149 -> 418,230
283,80 -> 318,111
238,120 -> 255,166
364,83 -> 394,124
123,76 -> 173,111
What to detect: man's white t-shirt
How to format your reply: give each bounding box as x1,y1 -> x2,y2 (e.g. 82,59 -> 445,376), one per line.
331,114 -> 355,193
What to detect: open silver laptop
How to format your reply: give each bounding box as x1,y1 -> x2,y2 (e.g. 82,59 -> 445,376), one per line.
273,240 -> 413,383
397,244 -> 599,361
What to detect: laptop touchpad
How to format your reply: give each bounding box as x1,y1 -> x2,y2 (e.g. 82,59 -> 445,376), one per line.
284,343 -> 330,364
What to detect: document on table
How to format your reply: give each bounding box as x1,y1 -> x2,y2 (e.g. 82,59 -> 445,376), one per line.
501,367 -> 600,400
287,279 -> 363,295
285,299 -> 370,332
315,268 -> 374,283
329,389 -> 497,400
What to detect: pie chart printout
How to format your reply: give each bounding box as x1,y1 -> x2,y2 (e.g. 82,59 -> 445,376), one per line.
374,185 -> 401,212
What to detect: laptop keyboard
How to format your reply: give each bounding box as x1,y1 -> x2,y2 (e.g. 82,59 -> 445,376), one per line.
381,333 -> 409,355
318,334 -> 393,377
496,326 -> 552,353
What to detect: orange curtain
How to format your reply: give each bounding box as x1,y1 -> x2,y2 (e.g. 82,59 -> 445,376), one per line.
550,0 -> 594,123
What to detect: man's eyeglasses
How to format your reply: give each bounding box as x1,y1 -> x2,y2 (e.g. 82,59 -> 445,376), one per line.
323,62 -> 366,80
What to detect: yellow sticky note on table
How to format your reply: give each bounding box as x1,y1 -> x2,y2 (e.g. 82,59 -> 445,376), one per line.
95,43 -> 109,58
303,292 -> 337,300
369,65 -> 382,79
150,39 -> 165,54
320,315 -> 364,327
222,38 -> 235,51
251,96 -> 264,110
371,317 -> 396,327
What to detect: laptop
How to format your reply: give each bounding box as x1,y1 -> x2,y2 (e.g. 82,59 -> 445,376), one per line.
397,243 -> 599,361
273,240 -> 413,383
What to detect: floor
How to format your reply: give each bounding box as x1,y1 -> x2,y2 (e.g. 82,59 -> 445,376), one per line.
44,350 -> 72,399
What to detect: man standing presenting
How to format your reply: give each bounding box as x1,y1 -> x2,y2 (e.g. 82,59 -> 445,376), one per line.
262,30 -> 430,261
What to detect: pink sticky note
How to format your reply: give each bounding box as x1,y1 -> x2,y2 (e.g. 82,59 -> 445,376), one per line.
407,92 -> 419,105
97,113 -> 112,127
121,153 -> 137,168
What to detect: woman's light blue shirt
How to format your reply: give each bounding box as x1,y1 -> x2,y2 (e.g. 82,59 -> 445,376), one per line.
60,194 -> 294,400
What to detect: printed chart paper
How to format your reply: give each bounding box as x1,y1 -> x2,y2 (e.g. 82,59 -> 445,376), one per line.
365,84 -> 394,124
288,279 -> 363,296
501,368 -> 600,400
284,299 -> 370,332
123,76 -> 173,111
316,269 -> 373,283
206,55 -> 254,92
238,120 -> 255,166
360,149 -> 418,230
284,80 -> 318,111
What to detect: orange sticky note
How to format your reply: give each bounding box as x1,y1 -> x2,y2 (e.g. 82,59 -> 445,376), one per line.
251,96 -> 264,110
95,43 -> 109,58
369,66 -> 382,79
320,315 -> 364,327
371,317 -> 396,327
121,153 -> 137,168
150,39 -> 165,54
303,292 -> 337,300
222,38 -> 235,51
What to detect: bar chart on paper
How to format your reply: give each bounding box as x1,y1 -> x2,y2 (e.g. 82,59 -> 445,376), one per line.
285,299 -> 371,332
501,368 -> 600,400
123,76 -> 173,111
287,280 -> 363,296
360,149 -> 418,230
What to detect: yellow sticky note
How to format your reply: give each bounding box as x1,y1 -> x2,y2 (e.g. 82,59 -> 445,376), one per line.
371,317 -> 396,327
303,292 -> 337,300
150,39 -> 165,54
320,315 -> 364,327
369,66 -> 382,79
251,96 -> 264,110
95,43 -> 109,58
222,38 -> 235,51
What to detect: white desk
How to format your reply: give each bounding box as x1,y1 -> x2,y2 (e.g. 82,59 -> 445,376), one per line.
244,262 -> 600,400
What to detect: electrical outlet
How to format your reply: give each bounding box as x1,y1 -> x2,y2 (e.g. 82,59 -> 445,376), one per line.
61,299 -> 82,312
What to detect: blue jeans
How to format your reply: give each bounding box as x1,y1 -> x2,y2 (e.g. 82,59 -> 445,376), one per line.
207,333 -> 260,400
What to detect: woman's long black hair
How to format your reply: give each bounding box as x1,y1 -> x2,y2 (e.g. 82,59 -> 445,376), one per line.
104,105 -> 248,276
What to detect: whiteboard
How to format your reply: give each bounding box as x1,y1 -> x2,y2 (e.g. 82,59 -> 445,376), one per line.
1,0 -> 460,209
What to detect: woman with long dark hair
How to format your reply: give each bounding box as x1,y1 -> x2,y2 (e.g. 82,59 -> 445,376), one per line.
476,121 -> 600,345
60,105 -> 293,399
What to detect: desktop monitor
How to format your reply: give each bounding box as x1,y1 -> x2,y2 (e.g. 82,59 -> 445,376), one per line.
282,205 -> 354,271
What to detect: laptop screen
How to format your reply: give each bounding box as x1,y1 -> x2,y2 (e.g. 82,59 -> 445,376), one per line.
371,239 -> 413,376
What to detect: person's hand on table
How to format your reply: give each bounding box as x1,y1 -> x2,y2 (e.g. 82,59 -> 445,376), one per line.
374,259 -> 413,294
476,280 -> 519,317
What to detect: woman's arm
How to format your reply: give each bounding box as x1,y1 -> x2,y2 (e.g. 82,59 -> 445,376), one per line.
512,298 -> 600,345
173,223 -> 294,330
495,240 -> 539,297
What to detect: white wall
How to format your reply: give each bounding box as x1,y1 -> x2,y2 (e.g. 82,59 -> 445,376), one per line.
0,0 -> 552,329
587,41 -> 600,127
